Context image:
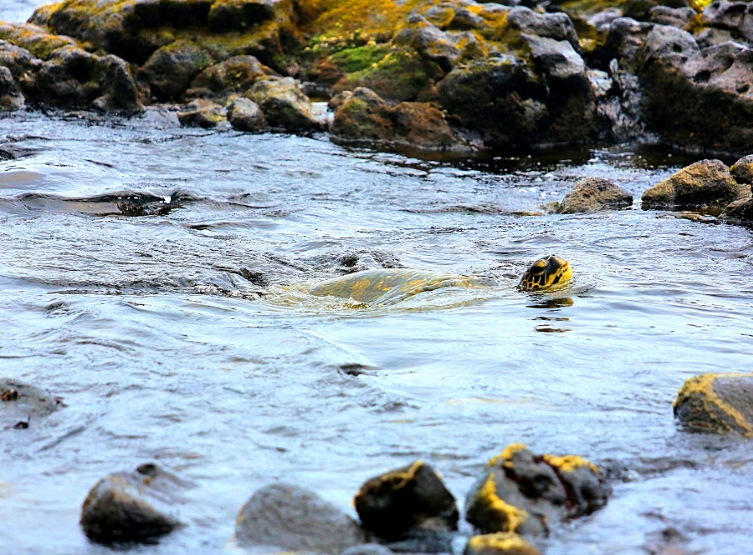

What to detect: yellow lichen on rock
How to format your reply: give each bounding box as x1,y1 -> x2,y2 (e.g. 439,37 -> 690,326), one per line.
466,533 -> 542,555
488,443 -> 528,468
542,454 -> 599,474
674,373 -> 753,436
471,474 -> 530,533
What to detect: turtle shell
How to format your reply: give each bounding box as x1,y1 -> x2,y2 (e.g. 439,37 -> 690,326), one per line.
309,269 -> 492,305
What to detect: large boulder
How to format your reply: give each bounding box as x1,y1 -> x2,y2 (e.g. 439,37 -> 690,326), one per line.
245,77 -> 323,132
80,463 -> 184,545
354,460 -> 458,541
641,159 -> 746,210
331,87 -> 465,150
557,177 -> 633,213
0,379 -> 58,429
465,444 -> 609,537
139,40 -> 214,101
236,482 -> 365,552
674,373 -> 753,436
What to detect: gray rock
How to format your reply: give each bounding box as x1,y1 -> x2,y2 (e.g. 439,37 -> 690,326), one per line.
411,24 -> 461,71
586,8 -> 623,32
558,177 -> 633,213
177,99 -> 227,128
731,153 -> 753,183
236,482 -> 365,552
0,40 -> 41,96
227,96 -> 268,132
81,463 -> 184,545
507,7 -> 579,48
601,17 -> 654,71
342,544 -> 395,555
521,34 -> 585,80
644,25 -> 699,65
449,8 -> 486,30
0,66 -> 24,110
0,379 -> 57,429
139,40 -> 213,101
649,6 -> 696,28
245,77 -> 323,132
702,0 -> 749,30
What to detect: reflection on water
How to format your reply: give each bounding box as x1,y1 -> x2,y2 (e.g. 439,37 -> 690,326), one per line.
0,110 -> 752,555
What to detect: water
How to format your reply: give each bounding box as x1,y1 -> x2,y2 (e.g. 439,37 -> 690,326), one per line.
2,3 -> 753,550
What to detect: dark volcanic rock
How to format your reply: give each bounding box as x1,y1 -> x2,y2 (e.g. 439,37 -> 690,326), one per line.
649,6 -> 696,28
507,7 -> 579,48
674,373 -> 753,435
227,96 -> 268,131
354,460 -> 458,541
235,482 -> 365,552
465,444 -> 609,537
185,55 -> 274,100
245,77 -> 323,132
465,533 -> 542,555
332,87 -> 465,150
80,463 -> 184,545
558,177 -> 633,213
0,66 -> 24,110
0,379 -> 57,429
140,40 -> 214,101
641,159 -> 746,210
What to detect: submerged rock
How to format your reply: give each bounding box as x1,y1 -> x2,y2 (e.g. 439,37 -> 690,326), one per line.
641,159 -> 745,210
236,482 -> 365,552
177,99 -> 227,128
332,87 -> 465,150
245,77 -> 323,132
0,379 -> 58,429
674,373 -> 753,436
465,533 -> 541,555
80,463 -> 184,545
558,177 -> 633,213
465,444 -> 609,537
227,96 -> 268,132
354,460 -> 458,541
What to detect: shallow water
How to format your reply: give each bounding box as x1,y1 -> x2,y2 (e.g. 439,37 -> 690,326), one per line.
0,96 -> 753,555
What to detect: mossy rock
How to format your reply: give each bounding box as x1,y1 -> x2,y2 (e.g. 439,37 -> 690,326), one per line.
0,22 -> 78,60
674,373 -> 753,435
139,39 -> 214,100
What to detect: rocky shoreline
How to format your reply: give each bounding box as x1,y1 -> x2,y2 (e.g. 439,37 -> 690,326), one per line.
0,0 -> 751,155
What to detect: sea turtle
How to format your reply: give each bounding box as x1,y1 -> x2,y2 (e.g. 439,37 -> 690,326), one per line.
310,254 -> 572,305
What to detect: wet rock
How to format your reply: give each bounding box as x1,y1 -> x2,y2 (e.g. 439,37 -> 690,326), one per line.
641,159 -> 745,210
595,17 -> 654,71
674,373 -> 753,435
177,99 -> 227,128
720,196 -> 753,220
449,8 -> 487,31
0,40 -> 42,96
521,34 -> 586,80
80,463 -> 184,545
644,25 -> 699,64
410,23 -> 462,72
0,66 -> 24,110
354,460 -> 458,541
465,444 -> 609,537
0,379 -> 57,429
245,77 -> 323,132
208,0 -> 278,32
328,90 -> 353,111
649,6 -> 696,28
185,55 -> 274,100
331,87 -> 464,150
557,177 -> 633,213
236,482 -> 365,552
341,543 -> 395,555
465,533 -> 541,555
140,40 -> 214,101
506,8 -> 579,49
731,153 -> 753,183
701,0 -> 749,31
0,22 -> 77,60
227,96 -> 268,132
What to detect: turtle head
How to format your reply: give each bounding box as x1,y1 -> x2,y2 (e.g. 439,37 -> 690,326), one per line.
519,255 -> 572,291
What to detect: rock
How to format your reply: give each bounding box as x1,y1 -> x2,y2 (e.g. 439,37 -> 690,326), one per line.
0,66 -> 24,110
410,23 -> 462,72
328,90 -> 353,110
641,159 -> 745,210
465,533 -> 542,555
208,0 -> 278,32
721,196 -> 753,220
331,87 -> 464,150
731,153 -> 753,183
245,77 -> 323,132
354,460 -> 458,541
178,99 -> 227,128
521,34 -> 586,81
506,8 -> 579,49
449,8 -> 486,31
140,40 -> 214,101
558,177 -> 633,213
341,544 -> 395,555
702,1 -> 749,31
649,6 -> 696,28
227,96 -> 268,131
186,55 -> 274,100
236,482 -> 365,552
0,379 -> 57,429
465,444 -> 609,537
674,373 -> 753,435
0,22 -> 77,60
595,17 -> 654,71
0,40 -> 42,96
644,25 -> 699,65
80,463 -> 184,545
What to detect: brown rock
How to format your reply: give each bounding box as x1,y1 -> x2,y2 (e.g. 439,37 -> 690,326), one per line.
186,55 -> 274,100
177,99 -> 227,128
558,177 -> 633,213
731,154 -> 753,184
227,96 -> 268,132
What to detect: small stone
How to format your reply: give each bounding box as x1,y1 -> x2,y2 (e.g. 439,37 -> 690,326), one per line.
465,533 -> 541,555
177,99 -> 227,128
641,159 -> 745,210
558,177 -> 633,213
731,154 -> 753,184
227,96 -> 267,132
236,482 -> 365,552
674,373 -> 753,436
354,460 -> 458,541
80,463 -> 184,545
0,379 -> 57,429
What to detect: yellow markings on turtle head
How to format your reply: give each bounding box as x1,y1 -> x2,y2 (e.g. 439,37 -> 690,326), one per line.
519,255 -> 572,292
542,454 -> 599,474
675,373 -> 753,436
475,473 -> 529,533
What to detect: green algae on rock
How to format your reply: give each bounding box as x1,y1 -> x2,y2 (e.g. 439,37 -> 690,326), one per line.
674,373 -> 753,435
